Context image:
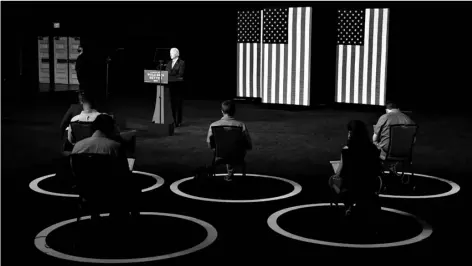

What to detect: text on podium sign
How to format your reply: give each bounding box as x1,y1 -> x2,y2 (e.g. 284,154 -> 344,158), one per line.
144,70 -> 168,84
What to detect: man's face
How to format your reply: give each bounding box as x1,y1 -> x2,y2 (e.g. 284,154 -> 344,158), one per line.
170,49 -> 178,59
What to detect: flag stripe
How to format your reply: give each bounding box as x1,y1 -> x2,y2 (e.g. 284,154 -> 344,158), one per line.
353,45 -> 360,103
304,7 -> 311,106
237,44 -> 242,97
299,8 -> 306,106
283,34 -> 289,105
294,8 -> 302,105
271,44 -> 276,103
362,9 -> 371,104
366,9 -> 374,105
249,43 -> 257,97
370,9 -> 379,105
263,44 -> 269,103
346,45 -> 352,103
260,10 -> 263,99
375,9 -> 384,105
286,8 -> 293,105
350,45 -> 356,104
272,44 -> 280,103
279,42 -> 285,104
341,45 -> 347,103
379,8 -> 389,106
358,44 -> 364,104
249,43 -> 254,97
246,43 -> 250,97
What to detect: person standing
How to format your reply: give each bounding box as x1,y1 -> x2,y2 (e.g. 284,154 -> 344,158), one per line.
165,47 -> 185,127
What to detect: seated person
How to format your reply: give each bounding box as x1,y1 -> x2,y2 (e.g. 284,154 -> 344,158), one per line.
372,101 -> 415,161
206,100 -> 252,181
72,114 -> 139,216
60,91 -> 86,140
329,120 -> 382,216
67,93 -> 101,145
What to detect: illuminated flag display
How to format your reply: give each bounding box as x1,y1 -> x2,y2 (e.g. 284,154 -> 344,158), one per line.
237,10 -> 261,99
335,8 -> 390,106
237,7 -> 312,106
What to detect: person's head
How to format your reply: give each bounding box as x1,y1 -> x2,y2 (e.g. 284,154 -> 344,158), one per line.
221,100 -> 236,117
91,114 -> 115,137
78,92 -> 96,111
346,120 -> 371,147
385,101 -> 399,113
77,45 -> 83,54
170,48 -> 180,60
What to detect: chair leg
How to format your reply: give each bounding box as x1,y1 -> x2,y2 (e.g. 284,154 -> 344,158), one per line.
242,162 -> 246,178
401,161 -> 409,185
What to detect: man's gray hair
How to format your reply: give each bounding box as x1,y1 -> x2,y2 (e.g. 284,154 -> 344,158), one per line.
170,47 -> 180,57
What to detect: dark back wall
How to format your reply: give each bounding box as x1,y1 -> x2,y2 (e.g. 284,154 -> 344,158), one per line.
2,2 -> 471,111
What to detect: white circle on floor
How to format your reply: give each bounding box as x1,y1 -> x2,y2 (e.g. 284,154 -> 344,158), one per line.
170,173 -> 302,203
379,172 -> 460,199
29,171 -> 164,198
34,212 -> 218,263
268,203 -> 433,248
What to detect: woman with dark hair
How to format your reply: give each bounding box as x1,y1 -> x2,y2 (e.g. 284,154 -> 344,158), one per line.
329,120 -> 382,216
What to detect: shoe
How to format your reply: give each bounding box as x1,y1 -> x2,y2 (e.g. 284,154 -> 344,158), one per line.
224,173 -> 233,182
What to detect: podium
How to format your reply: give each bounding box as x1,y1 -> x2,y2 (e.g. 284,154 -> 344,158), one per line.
144,70 -> 183,137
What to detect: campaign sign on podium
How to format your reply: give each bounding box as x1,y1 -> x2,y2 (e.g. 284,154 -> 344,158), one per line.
144,70 -> 174,137
144,70 -> 169,84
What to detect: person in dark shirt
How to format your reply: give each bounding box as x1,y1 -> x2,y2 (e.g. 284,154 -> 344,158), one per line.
329,120 -> 382,216
165,47 -> 185,127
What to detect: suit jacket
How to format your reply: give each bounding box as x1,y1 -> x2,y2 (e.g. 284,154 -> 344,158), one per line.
165,58 -> 185,79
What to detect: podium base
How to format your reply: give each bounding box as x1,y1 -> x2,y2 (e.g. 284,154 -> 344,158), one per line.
148,123 -> 174,137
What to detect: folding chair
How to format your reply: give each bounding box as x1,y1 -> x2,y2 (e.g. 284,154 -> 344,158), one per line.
381,124 -> 418,187
70,121 -> 95,143
70,153 -> 139,251
70,153 -> 139,221
210,126 -> 248,181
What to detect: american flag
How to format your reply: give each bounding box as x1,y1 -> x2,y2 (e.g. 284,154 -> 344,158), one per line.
335,8 -> 389,106
237,7 -> 312,106
237,10 -> 261,98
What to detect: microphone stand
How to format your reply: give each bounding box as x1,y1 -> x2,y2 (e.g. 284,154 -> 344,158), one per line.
106,56 -> 111,101
105,48 -> 122,101
157,60 -> 165,123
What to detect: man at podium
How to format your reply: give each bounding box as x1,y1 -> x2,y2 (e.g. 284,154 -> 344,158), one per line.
166,48 -> 185,127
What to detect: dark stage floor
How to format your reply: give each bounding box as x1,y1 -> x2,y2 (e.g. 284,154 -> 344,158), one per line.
1,91 -> 469,264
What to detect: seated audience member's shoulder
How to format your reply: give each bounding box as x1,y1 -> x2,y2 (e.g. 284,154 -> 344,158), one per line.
70,114 -> 81,122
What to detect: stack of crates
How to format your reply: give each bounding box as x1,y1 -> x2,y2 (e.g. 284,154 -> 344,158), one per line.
38,36 -> 50,92
53,36 -> 69,89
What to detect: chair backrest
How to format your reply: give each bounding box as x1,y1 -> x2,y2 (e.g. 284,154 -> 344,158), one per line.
70,153 -> 130,200
211,126 -> 246,160
385,124 -> 418,161
118,130 -> 137,158
70,121 -> 94,143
